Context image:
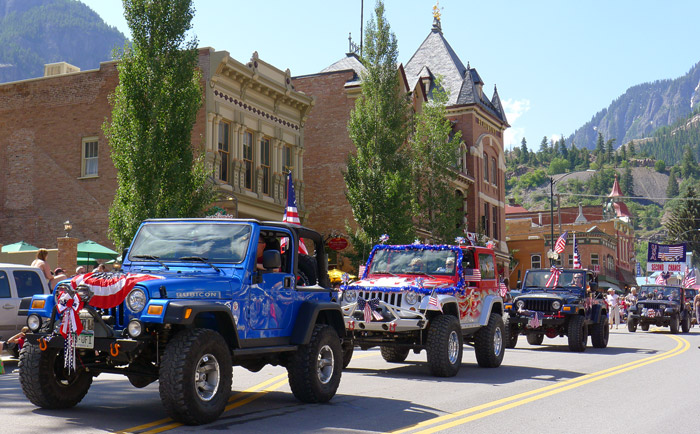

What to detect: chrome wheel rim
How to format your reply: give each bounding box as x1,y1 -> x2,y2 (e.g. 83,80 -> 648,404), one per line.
317,344 -> 334,384
195,354 -> 220,401
493,327 -> 503,356
447,330 -> 459,364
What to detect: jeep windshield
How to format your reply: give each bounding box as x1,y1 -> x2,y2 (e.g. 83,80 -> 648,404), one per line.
523,270 -> 587,290
368,247 -> 458,276
129,223 -> 252,264
639,285 -> 681,301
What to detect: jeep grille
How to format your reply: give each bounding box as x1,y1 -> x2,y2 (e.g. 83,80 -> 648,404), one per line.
358,290 -> 402,306
520,299 -> 557,313
638,302 -> 668,311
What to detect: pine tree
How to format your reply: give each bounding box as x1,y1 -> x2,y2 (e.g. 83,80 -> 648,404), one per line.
559,136 -> 568,160
665,186 -> 700,258
621,166 -> 634,196
345,0 -> 413,260
681,145 -> 699,179
628,140 -> 636,157
519,138 -> 529,164
595,132 -> 605,163
105,0 -> 213,248
539,136 -> 549,154
666,172 -> 679,197
605,138 -> 615,164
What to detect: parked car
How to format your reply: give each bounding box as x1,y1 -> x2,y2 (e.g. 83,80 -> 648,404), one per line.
0,263 -> 51,347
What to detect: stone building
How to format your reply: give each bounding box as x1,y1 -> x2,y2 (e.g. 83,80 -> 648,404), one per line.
0,48 -> 312,249
293,14 -> 510,271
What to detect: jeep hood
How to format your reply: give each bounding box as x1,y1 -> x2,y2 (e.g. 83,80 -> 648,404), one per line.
135,271 -> 240,299
353,275 -> 454,290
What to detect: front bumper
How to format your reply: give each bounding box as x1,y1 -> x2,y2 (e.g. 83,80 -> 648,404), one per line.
26,333 -> 144,354
342,299 -> 427,333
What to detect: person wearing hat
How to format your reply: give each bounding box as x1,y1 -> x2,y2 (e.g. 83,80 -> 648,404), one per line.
606,288 -> 620,329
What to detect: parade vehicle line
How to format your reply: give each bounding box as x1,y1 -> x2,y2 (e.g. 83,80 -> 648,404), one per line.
114,352 -> 377,434
387,334 -> 690,434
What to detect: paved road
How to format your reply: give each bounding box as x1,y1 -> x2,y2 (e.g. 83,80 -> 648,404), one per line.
1,327 -> 697,433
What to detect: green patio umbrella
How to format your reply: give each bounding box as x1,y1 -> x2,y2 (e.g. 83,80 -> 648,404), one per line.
1,241 -> 39,252
77,240 -> 119,265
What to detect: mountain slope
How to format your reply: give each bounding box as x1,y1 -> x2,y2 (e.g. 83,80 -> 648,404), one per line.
568,62 -> 700,150
0,0 -> 127,83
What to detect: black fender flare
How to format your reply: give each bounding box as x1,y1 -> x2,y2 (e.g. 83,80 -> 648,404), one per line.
162,300 -> 239,348
290,301 -> 344,345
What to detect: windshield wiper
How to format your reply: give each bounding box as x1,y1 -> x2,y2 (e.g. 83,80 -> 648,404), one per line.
132,255 -> 170,270
179,256 -> 220,272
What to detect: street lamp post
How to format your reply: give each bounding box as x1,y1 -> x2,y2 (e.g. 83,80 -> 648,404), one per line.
547,172 -> 578,265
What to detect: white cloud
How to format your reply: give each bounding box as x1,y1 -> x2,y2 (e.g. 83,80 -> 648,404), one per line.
550,134 -> 562,143
502,98 -> 530,149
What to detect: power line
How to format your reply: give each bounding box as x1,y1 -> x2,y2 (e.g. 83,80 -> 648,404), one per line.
557,192 -> 700,201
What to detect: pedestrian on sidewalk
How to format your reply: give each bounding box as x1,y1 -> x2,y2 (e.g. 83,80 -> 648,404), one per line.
606,288 -> 620,329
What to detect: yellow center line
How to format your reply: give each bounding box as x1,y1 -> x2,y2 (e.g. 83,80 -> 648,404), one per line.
388,335 -> 689,434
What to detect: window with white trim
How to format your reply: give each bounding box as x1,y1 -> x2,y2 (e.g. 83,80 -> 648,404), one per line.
531,254 -> 541,269
260,137 -> 271,196
243,131 -> 253,190
81,137 -> 98,177
218,121 -> 230,182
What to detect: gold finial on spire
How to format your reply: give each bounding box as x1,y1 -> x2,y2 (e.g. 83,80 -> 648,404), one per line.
433,1 -> 442,21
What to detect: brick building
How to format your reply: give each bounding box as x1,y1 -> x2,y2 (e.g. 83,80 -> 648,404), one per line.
294,15 -> 510,271
0,48 -> 312,249
505,178 -> 636,291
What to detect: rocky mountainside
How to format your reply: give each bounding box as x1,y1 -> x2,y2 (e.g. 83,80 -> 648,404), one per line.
568,61 -> 700,150
0,0 -> 127,83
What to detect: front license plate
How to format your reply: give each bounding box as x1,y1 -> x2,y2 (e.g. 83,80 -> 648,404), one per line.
74,331 -> 94,349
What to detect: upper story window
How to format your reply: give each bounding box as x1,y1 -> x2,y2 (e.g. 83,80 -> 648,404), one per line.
491,157 -> 497,185
531,254 -> 541,269
483,153 -> 489,182
260,137 -> 271,196
283,144 -> 293,199
483,203 -> 490,238
243,131 -> 253,190
81,137 -> 98,177
218,121 -> 230,182
591,253 -> 599,266
492,205 -> 498,239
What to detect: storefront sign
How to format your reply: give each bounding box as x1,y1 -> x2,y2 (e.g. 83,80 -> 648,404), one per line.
646,262 -> 686,273
328,237 -> 349,251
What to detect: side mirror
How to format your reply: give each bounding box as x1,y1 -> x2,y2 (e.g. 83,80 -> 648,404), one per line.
262,250 -> 281,270
589,281 -> 599,292
122,248 -> 129,261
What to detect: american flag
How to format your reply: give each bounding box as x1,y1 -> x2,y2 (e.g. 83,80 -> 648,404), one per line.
528,312 -> 543,329
281,172 -> 308,254
357,298 -> 382,322
683,268 -> 697,287
546,267 -> 561,288
655,271 -> 669,285
498,278 -> 508,297
427,290 -> 443,312
554,231 -> 568,254
573,234 -> 582,269
463,268 -> 481,281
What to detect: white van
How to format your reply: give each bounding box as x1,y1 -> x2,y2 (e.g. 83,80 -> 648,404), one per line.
0,263 -> 51,339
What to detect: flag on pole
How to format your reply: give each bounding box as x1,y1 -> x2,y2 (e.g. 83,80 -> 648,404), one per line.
463,268 -> 481,281
554,231 -> 568,254
498,278 -> 508,297
281,172 -> 308,254
683,268 -> 696,287
573,234 -> 582,269
655,271 -> 669,285
427,289 -> 443,312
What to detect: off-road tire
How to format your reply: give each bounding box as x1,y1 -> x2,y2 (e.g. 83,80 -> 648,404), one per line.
475,313 -> 505,368
567,315 -> 587,352
19,340 -> 93,409
526,333 -> 544,346
342,341 -> 354,369
681,314 -> 690,333
297,254 -> 318,286
426,315 -> 463,377
504,316 -> 518,349
641,323 -> 650,331
670,314 -> 680,334
159,328 -> 233,425
627,316 -> 637,332
287,324 -> 342,403
380,346 -> 410,363
591,313 -> 609,348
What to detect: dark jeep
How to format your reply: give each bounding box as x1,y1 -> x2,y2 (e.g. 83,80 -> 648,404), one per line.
504,268 -> 609,352
627,284 -> 690,333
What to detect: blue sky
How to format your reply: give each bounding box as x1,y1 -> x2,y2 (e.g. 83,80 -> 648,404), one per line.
80,0 -> 700,150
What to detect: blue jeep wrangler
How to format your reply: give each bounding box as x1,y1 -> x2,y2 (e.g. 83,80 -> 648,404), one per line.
19,218 -> 345,425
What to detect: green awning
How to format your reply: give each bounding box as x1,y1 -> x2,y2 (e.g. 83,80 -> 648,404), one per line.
77,240 -> 118,261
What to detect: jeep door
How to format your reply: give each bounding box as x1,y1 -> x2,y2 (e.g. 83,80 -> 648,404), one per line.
247,228 -> 296,335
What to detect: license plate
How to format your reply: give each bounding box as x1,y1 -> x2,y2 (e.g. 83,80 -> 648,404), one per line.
74,331 -> 94,349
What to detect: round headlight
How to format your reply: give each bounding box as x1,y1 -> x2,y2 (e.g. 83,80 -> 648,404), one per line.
126,288 -> 147,312
343,289 -> 358,304
127,320 -> 143,338
404,290 -> 418,305
76,284 -> 93,303
27,314 -> 42,332
516,300 -> 525,310
551,301 -> 561,310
